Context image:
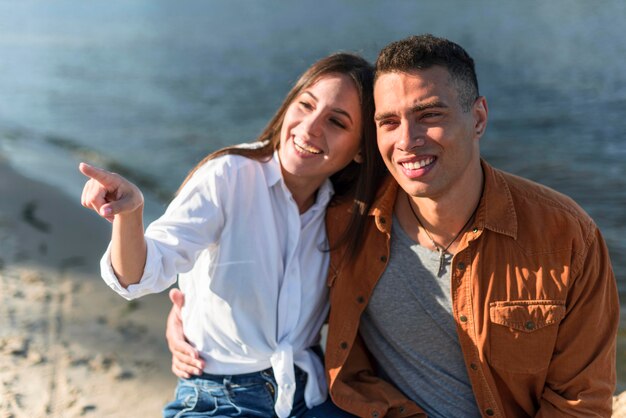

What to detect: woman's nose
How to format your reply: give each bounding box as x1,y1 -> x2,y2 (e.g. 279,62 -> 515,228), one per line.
298,112 -> 323,137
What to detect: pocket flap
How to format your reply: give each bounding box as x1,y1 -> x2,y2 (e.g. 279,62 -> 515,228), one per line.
489,300 -> 565,333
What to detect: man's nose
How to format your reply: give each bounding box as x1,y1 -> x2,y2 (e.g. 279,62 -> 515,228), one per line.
397,121 -> 425,150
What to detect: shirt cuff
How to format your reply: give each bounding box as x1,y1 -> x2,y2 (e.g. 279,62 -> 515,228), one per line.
99,241 -> 162,300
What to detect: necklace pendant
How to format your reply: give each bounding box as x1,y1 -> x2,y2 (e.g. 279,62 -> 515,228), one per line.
437,249 -> 445,275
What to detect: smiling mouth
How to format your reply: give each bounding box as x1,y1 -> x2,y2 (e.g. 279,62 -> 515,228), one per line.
293,137 -> 323,155
401,156 -> 435,170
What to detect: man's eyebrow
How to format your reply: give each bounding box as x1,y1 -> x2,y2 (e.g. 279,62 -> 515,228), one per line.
374,111 -> 396,122
303,91 -> 354,124
374,101 -> 449,122
410,101 -> 448,112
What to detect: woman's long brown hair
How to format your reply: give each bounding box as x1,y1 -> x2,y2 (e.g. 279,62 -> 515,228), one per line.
179,52 -> 386,260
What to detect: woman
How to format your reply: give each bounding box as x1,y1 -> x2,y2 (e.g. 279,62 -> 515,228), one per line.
79,53 -> 384,417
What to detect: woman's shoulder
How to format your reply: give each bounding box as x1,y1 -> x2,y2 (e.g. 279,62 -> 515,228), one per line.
194,152 -> 266,180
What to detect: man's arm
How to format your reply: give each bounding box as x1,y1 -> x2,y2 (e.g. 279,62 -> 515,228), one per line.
166,289 -> 205,378
537,227 -> 618,416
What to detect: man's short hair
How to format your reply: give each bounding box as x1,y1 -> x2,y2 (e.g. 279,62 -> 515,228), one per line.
375,34 -> 479,111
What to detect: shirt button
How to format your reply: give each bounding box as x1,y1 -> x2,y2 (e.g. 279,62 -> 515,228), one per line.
340,342 -> 349,349
470,363 -> 478,370
485,408 -> 495,416
457,262 -> 466,271
380,255 -> 387,262
356,296 -> 365,304
525,321 -> 535,330
459,315 -> 468,323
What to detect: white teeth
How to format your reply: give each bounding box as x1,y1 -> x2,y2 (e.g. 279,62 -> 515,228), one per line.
293,137 -> 322,154
402,157 -> 435,170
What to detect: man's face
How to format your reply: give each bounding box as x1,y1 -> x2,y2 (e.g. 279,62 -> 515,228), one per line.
373,66 -> 487,201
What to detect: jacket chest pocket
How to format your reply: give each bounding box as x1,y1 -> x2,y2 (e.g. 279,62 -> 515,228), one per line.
488,300 -> 565,374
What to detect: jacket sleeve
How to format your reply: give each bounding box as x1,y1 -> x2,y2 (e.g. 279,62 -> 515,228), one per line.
536,226 -> 618,417
328,333 -> 427,418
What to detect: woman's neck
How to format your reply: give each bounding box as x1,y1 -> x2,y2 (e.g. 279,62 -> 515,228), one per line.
282,173 -> 323,214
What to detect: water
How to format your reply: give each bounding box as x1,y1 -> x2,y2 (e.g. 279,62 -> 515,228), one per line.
1,0 -> 625,386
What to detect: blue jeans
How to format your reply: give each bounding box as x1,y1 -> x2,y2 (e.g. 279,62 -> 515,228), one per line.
163,367 -> 309,418
302,400 -> 356,417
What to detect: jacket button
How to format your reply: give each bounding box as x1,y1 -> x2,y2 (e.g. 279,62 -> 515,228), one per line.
372,412 -> 380,418
525,321 -> 535,330
485,408 -> 495,416
356,296 -> 365,304
472,227 -> 479,233
340,342 -> 348,349
399,406 -> 405,413
470,363 -> 478,370
380,255 -> 387,262
459,315 -> 468,323
457,262 -> 466,271
379,217 -> 386,224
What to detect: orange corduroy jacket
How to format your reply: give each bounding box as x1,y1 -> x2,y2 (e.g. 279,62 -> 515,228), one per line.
324,160 -> 618,418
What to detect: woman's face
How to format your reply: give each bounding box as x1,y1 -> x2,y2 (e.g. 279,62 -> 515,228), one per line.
279,73 -> 362,190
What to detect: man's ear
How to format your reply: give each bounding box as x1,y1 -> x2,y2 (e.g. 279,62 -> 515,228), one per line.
473,96 -> 488,137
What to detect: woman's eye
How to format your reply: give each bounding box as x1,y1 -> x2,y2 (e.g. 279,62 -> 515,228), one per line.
330,119 -> 346,129
299,101 -> 314,110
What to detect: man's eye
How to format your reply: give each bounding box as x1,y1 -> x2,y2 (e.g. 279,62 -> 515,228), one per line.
422,112 -> 441,120
378,120 -> 398,128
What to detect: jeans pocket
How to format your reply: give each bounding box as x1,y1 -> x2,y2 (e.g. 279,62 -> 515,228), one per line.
176,383 -> 199,409
164,379 -> 220,418
488,300 -> 565,373
163,382 -> 200,418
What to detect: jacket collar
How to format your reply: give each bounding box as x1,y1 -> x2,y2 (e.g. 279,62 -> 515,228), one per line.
368,159 -> 517,239
478,159 -> 517,239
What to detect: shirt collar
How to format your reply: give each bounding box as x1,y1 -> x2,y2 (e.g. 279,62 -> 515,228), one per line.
368,159 -> 518,239
263,151 -> 284,188
265,151 -> 335,210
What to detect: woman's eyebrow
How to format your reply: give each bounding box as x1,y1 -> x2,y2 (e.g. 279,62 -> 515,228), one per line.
303,91 -> 354,124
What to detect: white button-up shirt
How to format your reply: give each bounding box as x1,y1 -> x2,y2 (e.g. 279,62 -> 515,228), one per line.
101,151 -> 333,417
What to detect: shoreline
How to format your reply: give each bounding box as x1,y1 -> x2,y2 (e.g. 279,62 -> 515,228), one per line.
0,157 -> 176,417
0,157 -> 625,416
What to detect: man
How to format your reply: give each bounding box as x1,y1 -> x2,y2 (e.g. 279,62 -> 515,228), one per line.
167,35 -> 619,417
323,34 -> 618,417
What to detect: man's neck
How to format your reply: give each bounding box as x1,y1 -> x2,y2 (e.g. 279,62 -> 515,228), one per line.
394,164 -> 484,252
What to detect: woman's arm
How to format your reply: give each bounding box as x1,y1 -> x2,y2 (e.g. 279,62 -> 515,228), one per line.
166,289 -> 205,378
79,162 -> 146,287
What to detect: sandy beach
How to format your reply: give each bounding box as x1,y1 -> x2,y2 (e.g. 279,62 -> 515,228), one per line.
0,158 -> 176,417
0,156 -> 625,417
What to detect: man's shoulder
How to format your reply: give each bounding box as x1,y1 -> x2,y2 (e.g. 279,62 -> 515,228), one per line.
495,167 -> 596,238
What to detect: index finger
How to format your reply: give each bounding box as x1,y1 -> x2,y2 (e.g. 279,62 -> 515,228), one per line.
78,162 -> 118,188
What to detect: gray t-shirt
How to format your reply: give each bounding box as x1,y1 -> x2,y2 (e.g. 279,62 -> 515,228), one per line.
359,217 -> 481,418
